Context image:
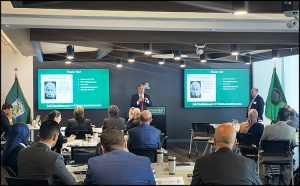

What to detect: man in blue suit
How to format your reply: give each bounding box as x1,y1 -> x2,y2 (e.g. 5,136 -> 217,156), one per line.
85,128 -> 155,185
128,110 -> 161,149
130,84 -> 152,111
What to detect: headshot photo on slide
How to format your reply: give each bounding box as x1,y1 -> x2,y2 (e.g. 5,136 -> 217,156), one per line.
190,81 -> 201,98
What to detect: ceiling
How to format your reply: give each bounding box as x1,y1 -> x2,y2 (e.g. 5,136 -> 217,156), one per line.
1,1 -> 299,64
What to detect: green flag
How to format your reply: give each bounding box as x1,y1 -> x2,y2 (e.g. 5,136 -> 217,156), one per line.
265,67 -> 287,122
5,75 -> 32,124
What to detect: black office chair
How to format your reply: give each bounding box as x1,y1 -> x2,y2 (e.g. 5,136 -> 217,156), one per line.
258,139 -> 294,185
129,148 -> 158,163
71,146 -> 97,164
236,133 -> 258,161
5,176 -> 50,185
3,167 -> 17,177
188,123 -> 211,158
160,133 -> 168,149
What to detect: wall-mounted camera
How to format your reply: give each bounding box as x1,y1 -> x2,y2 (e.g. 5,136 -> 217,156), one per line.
284,10 -> 299,29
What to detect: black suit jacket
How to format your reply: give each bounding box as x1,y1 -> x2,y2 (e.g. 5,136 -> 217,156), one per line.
191,148 -> 262,185
1,111 -> 11,136
102,116 -> 126,131
248,94 -> 264,121
65,117 -> 93,139
2,144 -> 25,175
130,93 -> 152,110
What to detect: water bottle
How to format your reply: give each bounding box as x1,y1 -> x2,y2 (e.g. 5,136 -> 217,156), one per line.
168,156 -> 176,175
156,149 -> 164,165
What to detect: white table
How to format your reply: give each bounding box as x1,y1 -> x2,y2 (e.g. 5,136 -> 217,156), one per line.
66,162 -> 195,185
28,124 -> 40,142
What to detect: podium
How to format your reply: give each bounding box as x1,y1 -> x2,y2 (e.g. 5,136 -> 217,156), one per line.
147,106 -> 166,135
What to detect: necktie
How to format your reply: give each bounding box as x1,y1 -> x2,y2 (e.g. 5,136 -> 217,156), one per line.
140,98 -> 144,111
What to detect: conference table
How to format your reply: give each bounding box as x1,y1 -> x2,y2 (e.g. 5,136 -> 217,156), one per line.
66,162 -> 195,185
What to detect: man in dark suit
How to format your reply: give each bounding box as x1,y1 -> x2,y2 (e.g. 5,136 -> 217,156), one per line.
1,103 -> 13,138
191,124 -> 262,185
128,110 -> 161,149
248,87 -> 264,121
102,105 -> 126,131
130,84 -> 152,111
85,128 -> 155,185
18,120 -> 75,185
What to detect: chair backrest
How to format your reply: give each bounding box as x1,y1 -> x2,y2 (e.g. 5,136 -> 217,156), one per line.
5,176 -> 50,185
260,139 -> 292,156
129,148 -> 158,163
236,133 -> 254,146
71,146 -> 97,164
192,123 -> 210,133
4,167 -> 17,177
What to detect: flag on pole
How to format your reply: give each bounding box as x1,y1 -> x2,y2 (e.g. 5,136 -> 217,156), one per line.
265,67 -> 287,122
5,75 -> 32,124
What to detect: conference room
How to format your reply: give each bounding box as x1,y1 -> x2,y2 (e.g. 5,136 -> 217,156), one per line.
1,1 -> 299,185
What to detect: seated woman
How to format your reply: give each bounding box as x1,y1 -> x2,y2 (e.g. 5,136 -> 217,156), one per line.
126,107 -> 141,132
65,106 -> 93,139
44,110 -> 76,153
1,123 -> 30,175
240,109 -> 264,147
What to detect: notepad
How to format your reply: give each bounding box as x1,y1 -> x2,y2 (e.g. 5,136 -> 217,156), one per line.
155,177 -> 184,185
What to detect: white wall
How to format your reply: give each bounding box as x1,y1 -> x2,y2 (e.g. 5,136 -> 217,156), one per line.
1,42 -> 33,117
253,55 -> 299,124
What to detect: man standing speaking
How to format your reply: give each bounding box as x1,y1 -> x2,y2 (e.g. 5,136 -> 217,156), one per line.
130,84 -> 152,111
248,87 -> 264,121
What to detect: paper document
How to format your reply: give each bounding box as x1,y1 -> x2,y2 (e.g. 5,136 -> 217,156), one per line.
155,176 -> 184,185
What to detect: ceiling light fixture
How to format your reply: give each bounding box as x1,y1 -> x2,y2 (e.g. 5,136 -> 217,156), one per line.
231,44 -> 239,56
200,54 -> 207,63
244,55 -> 252,65
144,43 -> 152,55
272,50 -> 279,60
158,59 -> 165,65
128,52 -> 135,63
173,50 -> 182,60
65,60 -> 72,64
179,60 -> 186,68
116,59 -> 123,68
232,1 -> 248,15
66,45 -> 74,59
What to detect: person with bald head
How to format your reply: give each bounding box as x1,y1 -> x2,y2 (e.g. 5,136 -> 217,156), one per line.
128,110 -> 161,150
191,124 -> 262,185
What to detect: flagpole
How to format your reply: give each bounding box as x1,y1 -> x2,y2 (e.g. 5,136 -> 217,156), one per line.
14,68 -> 18,97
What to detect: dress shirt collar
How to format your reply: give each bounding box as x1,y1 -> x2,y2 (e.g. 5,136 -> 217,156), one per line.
38,141 -> 52,150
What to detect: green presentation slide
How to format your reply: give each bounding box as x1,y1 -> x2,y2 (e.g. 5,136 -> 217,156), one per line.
38,69 -> 110,109
184,69 -> 249,108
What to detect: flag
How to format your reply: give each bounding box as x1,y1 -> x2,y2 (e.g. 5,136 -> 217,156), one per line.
5,75 -> 32,124
265,67 -> 287,122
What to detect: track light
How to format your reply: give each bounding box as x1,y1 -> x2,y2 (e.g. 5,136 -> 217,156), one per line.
173,50 -> 181,60
244,55 -> 252,65
272,50 -> 279,60
179,60 -> 186,68
144,43 -> 152,55
232,1 -> 248,15
128,52 -> 135,63
66,45 -> 74,59
200,54 -> 207,63
158,59 -> 165,65
116,59 -> 123,68
231,44 -> 239,56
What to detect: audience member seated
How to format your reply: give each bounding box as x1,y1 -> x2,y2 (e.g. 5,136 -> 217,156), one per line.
85,128 -> 155,185
126,107 -> 141,131
1,103 -> 13,138
128,110 -> 161,149
18,120 -> 76,185
102,105 -> 125,131
2,123 -> 29,175
191,124 -> 262,185
260,107 -> 296,185
65,106 -> 93,139
240,109 -> 264,147
44,110 -> 76,153
287,108 -> 299,129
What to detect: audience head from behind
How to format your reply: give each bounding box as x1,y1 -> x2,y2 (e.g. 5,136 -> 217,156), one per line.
283,104 -> 290,110
2,102 -> 13,115
100,128 -> 126,153
214,124 -> 237,151
74,106 -> 84,118
277,107 -> 290,122
140,110 -> 152,125
248,109 -> 258,125
39,120 -> 60,148
44,110 -> 61,124
132,108 -> 141,120
108,105 -> 119,117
